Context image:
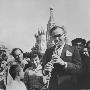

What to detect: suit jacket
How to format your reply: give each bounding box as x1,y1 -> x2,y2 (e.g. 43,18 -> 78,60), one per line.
42,44 -> 81,90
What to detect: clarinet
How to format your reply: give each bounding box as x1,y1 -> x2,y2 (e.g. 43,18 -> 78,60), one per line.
42,45 -> 58,90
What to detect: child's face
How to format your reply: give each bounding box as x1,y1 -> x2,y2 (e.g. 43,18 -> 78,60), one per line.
31,56 -> 40,68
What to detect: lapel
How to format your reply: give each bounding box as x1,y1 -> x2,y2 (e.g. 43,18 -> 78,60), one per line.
52,44 -> 69,61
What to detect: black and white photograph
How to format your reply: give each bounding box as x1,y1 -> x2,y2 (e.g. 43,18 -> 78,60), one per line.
0,0 -> 90,90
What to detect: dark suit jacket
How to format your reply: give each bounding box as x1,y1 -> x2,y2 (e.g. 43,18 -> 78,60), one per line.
42,44 -> 81,90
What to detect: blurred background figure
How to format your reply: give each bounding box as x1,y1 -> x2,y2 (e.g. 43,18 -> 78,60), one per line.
71,38 -> 86,53
10,48 -> 28,82
6,64 -> 27,90
83,48 -> 89,57
86,40 -> 90,57
24,51 -> 45,90
71,38 -> 90,90
10,48 -> 28,70
0,50 -> 8,90
23,52 -> 31,72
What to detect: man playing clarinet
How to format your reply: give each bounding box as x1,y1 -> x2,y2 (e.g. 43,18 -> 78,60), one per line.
43,26 -> 81,90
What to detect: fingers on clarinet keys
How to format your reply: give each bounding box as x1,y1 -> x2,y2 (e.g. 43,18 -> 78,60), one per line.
44,64 -> 53,75
43,76 -> 50,84
52,54 -> 60,59
52,56 -> 62,64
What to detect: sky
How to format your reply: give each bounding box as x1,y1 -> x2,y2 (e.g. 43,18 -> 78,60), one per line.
0,0 -> 90,52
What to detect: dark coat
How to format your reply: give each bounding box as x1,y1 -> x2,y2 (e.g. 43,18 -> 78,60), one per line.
78,53 -> 90,89
42,44 -> 81,90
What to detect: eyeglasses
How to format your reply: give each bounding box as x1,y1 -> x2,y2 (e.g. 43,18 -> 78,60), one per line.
52,34 -> 64,38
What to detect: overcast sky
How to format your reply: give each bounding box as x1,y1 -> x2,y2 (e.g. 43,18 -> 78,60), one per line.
0,0 -> 90,52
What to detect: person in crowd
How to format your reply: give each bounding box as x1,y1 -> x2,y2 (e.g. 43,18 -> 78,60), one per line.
0,50 -> 8,90
71,38 -> 90,89
23,52 -> 31,72
10,48 -> 28,70
24,51 -> 45,90
86,40 -> 90,56
42,26 -> 81,90
86,40 -> 90,71
71,38 -> 86,53
10,48 -> 28,82
6,64 -> 27,90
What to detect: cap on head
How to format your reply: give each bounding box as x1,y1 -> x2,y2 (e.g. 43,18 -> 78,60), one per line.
71,38 -> 86,46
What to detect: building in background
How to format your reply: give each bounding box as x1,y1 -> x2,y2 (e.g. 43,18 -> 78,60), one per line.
46,8 -> 56,48
31,8 -> 56,54
31,27 -> 46,54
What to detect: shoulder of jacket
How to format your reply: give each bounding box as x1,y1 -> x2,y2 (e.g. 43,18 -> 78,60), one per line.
65,44 -> 76,53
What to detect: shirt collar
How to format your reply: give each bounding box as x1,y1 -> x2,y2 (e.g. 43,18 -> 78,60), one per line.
56,42 -> 65,50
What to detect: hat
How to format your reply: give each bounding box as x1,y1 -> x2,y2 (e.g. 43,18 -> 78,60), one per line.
71,38 -> 86,46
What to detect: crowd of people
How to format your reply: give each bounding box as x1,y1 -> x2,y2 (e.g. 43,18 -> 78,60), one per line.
0,25 -> 90,90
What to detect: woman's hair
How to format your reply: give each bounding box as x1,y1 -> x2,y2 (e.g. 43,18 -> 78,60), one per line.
9,65 -> 21,80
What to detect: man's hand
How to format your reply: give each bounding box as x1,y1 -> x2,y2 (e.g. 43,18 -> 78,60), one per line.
43,75 -> 50,84
43,62 -> 54,76
52,54 -> 65,66
44,62 -> 54,72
